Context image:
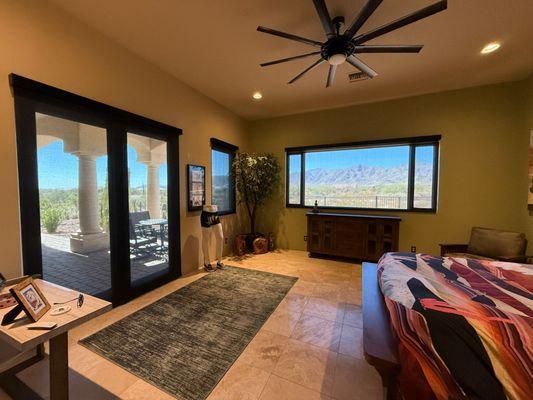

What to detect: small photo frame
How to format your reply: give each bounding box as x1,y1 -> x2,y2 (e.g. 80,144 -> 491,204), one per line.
10,277 -> 50,322
187,164 -> 206,211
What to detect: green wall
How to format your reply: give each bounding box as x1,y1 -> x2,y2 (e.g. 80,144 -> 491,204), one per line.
249,79 -> 532,256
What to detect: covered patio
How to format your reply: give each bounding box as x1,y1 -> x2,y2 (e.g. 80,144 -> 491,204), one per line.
41,233 -> 168,295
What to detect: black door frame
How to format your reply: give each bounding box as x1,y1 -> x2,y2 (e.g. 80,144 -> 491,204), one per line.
10,74 -> 182,306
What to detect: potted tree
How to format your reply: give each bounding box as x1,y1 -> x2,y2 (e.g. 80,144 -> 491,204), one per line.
233,153 -> 280,254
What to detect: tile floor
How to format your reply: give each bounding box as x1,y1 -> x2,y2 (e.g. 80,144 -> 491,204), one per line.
0,250 -> 382,400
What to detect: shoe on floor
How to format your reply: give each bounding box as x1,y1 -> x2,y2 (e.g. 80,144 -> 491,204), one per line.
204,264 -> 215,272
216,262 -> 226,270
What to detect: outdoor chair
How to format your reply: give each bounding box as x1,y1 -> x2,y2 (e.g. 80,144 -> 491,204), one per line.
129,211 -> 158,257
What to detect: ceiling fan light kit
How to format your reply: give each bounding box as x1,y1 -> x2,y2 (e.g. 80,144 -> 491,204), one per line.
257,0 -> 448,87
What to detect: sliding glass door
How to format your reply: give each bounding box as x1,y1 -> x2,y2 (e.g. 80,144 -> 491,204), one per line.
12,74 -> 181,305
36,113 -> 112,297
127,132 -> 170,287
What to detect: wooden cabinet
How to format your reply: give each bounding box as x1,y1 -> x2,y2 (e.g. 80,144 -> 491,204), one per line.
306,212 -> 400,262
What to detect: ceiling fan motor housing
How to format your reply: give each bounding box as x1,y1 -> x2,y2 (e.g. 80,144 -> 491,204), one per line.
321,35 -> 355,62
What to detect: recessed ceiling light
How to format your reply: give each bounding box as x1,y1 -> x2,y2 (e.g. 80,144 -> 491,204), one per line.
481,42 -> 501,54
252,92 -> 263,100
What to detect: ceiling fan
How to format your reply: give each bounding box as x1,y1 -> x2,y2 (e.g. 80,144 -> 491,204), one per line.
257,0 -> 447,87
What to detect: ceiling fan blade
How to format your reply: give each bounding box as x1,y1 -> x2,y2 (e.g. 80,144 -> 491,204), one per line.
260,51 -> 322,67
353,44 -> 423,53
344,0 -> 383,38
288,58 -> 325,84
312,0 -> 335,38
257,26 -> 322,47
326,65 -> 337,87
346,55 -> 377,78
353,0 -> 447,44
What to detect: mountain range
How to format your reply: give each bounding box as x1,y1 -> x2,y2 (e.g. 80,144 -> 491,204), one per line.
292,163 -> 432,186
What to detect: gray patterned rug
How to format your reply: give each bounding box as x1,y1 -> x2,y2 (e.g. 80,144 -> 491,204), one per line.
80,266 -> 297,400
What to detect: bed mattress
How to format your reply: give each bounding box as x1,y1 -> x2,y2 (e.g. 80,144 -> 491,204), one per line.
377,252 -> 532,400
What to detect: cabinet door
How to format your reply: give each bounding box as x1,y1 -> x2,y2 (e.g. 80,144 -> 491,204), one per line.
322,219 -> 335,253
364,222 -> 380,261
381,222 -> 397,254
335,217 -> 365,258
308,218 -> 322,253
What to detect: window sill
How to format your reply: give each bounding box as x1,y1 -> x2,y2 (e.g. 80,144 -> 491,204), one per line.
285,204 -> 436,214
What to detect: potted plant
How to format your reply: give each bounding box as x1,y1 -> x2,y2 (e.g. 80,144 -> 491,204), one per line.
233,153 -> 280,254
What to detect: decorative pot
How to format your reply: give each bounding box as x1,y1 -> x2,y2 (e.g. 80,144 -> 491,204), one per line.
235,234 -> 248,256
253,237 -> 269,254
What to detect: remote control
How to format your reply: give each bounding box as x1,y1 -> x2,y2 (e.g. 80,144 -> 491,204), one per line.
27,322 -> 57,330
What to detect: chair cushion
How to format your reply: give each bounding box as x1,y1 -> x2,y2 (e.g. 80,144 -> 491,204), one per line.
467,227 -> 527,259
445,252 -> 497,261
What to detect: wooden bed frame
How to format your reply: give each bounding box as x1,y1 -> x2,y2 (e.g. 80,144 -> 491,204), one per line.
362,262 -> 400,400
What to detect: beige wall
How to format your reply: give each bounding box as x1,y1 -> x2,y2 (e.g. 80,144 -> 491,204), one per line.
249,80 -> 531,256
0,0 -> 247,278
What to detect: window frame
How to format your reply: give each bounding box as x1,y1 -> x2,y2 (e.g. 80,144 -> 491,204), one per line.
285,135 -> 440,213
210,138 -> 238,215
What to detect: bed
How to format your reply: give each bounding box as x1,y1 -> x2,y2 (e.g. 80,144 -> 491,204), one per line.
362,252 -> 532,400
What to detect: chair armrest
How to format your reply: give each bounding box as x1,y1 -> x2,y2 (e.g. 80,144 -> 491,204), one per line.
439,243 -> 468,256
497,255 -> 529,263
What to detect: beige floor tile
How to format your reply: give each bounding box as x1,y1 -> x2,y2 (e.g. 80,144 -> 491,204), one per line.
291,315 -> 342,351
342,304 -> 363,328
120,379 -> 175,400
303,297 -> 345,323
319,271 -> 353,285
262,309 -> 301,337
273,339 -> 337,395
289,281 -> 316,297
207,361 -> 270,400
337,284 -> 362,305
69,343 -> 106,374
16,358 -> 50,399
310,283 -> 343,301
332,355 -> 382,400
338,325 -> 364,359
276,293 -> 309,314
238,330 -> 289,372
295,269 -> 322,283
259,374 -> 331,400
16,356 -> 130,399
81,357 -> 138,396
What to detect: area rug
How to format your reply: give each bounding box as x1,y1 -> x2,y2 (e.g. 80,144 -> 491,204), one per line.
80,266 -> 297,400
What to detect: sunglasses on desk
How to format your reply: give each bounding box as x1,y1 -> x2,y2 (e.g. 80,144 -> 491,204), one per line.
53,293 -> 84,308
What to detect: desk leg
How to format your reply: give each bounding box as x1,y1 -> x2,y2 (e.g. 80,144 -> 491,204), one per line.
49,332 -> 68,400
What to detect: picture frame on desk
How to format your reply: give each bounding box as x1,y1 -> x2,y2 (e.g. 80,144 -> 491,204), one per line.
10,277 -> 50,322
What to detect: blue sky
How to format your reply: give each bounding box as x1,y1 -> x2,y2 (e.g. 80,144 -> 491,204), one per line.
212,149 -> 229,177
37,141 -> 167,189
302,145 -> 433,171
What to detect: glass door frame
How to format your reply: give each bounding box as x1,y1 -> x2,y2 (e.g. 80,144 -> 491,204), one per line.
11,74 -> 181,306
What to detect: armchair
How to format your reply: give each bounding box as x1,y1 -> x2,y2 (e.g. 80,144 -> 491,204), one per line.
440,227 -> 529,263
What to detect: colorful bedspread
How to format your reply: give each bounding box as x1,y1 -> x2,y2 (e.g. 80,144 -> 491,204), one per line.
377,252 -> 532,400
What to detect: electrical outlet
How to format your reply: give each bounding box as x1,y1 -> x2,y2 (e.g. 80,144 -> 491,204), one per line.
410,246 -> 416,253
304,235 -> 308,242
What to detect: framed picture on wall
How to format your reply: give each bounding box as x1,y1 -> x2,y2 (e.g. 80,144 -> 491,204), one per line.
187,164 -> 206,211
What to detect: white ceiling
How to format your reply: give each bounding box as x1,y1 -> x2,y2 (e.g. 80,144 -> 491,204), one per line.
49,0 -> 533,120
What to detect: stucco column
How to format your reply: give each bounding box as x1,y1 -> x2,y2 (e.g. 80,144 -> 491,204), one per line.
146,163 -> 161,219
78,154 -> 102,234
